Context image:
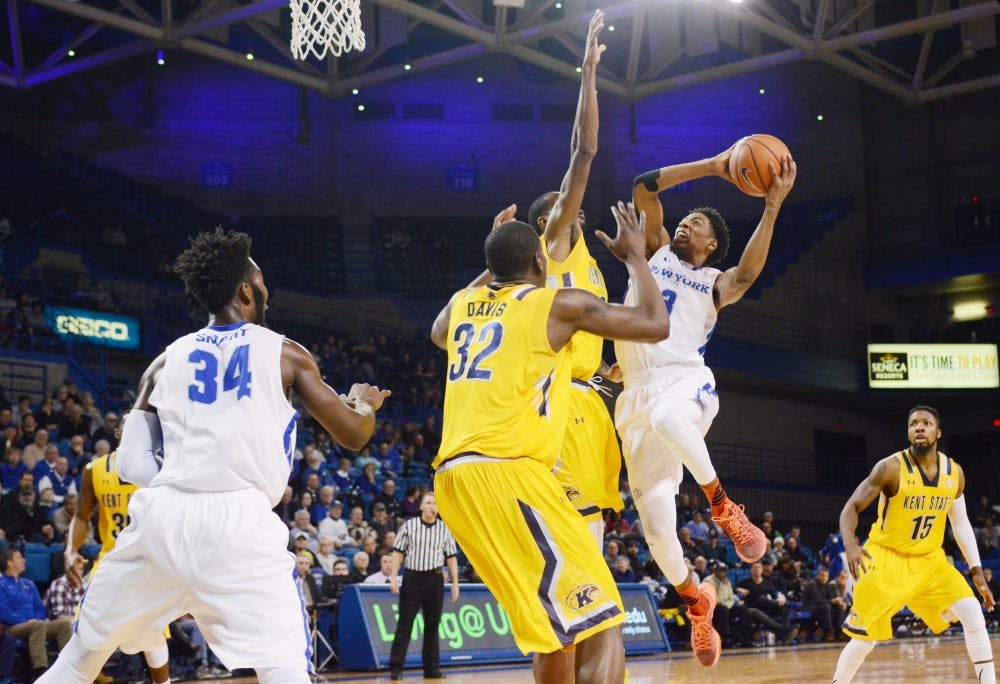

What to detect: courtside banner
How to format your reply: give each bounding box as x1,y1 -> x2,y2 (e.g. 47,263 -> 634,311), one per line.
44,306 -> 141,350
867,343 -> 998,389
337,583 -> 668,670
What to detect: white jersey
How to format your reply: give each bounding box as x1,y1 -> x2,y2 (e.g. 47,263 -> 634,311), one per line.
149,321 -> 297,507
615,245 -> 722,381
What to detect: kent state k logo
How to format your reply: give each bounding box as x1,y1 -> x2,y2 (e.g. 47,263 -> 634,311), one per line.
564,584 -> 602,612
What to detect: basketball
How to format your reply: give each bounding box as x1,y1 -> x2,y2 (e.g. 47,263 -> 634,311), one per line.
728,134 -> 791,197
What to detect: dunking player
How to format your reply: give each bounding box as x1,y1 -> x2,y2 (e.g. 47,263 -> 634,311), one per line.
618,145 -> 796,665
525,9 -> 624,544
431,202 -> 668,683
832,406 -> 996,683
63,445 -> 170,684
39,228 -> 390,684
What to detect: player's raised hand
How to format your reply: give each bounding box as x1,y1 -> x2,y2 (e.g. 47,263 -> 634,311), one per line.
711,138 -> 744,186
845,543 -> 873,581
347,383 -> 391,411
765,154 -> 796,206
583,9 -> 606,69
492,203 -> 517,231
971,567 -> 996,611
596,201 -> 647,263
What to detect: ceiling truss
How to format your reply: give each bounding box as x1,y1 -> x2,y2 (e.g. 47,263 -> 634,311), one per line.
1,0 -> 998,102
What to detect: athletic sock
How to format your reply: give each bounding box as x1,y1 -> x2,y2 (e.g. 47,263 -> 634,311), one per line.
701,478 -> 727,517
676,576 -> 700,609
831,638 -> 875,683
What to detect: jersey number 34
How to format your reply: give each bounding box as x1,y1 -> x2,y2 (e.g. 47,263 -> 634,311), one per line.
188,344 -> 253,404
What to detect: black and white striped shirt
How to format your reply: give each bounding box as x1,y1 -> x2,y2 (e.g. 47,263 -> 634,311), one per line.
393,516 -> 458,572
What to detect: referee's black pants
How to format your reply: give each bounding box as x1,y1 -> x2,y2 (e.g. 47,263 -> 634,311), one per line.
389,569 -> 444,675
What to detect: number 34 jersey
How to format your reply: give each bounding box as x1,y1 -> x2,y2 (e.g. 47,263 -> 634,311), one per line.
615,245 -> 722,377
867,449 -> 960,555
149,321 -> 297,507
435,284 -> 571,470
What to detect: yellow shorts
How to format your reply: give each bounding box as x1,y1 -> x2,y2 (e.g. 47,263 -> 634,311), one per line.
843,542 -> 973,641
435,455 -> 625,655
553,381 -> 623,522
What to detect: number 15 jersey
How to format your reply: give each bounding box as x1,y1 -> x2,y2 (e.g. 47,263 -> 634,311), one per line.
149,321 -> 298,507
435,284 -> 571,470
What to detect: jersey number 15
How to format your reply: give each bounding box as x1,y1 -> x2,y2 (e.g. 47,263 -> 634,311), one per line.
188,344 -> 253,404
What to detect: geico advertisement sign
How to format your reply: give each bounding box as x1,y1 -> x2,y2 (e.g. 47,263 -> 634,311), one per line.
55,314 -> 130,341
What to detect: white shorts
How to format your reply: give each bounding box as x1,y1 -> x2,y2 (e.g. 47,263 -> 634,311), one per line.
75,486 -> 312,671
614,366 -> 719,496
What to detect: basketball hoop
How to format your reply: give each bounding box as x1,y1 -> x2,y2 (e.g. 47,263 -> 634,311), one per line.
290,0 -> 366,61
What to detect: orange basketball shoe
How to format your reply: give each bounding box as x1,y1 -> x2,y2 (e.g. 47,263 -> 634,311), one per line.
689,582 -> 721,667
712,499 -> 767,563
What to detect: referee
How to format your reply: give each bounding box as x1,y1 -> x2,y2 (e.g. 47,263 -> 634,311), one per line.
388,491 -> 459,681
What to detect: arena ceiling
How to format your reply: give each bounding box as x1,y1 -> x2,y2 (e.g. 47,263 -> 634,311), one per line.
2,0 -> 999,102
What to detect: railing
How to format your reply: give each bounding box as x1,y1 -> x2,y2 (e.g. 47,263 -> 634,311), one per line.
0,359 -> 48,402
705,441 -> 816,487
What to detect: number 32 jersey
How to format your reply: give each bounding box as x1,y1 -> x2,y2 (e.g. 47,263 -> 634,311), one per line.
615,246 -> 722,377
149,321 -> 298,507
435,284 -> 571,470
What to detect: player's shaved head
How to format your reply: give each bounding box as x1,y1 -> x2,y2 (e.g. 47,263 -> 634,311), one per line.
175,227 -> 254,315
527,191 -> 558,235
485,221 -> 543,281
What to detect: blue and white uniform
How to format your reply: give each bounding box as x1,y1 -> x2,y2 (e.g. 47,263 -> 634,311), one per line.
73,321 -> 312,672
614,246 -> 722,495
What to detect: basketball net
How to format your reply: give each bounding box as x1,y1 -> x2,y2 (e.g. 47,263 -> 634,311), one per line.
290,0 -> 366,60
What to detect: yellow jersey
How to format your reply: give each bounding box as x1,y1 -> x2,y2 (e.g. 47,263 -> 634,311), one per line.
435,283 -> 571,469
542,236 -> 608,380
867,449 -> 959,555
90,453 -> 138,558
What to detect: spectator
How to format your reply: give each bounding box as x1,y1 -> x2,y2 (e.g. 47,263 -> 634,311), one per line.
318,501 -> 351,549
90,413 -> 119,452
978,518 -> 1000,558
33,400 -> 58,433
352,462 -> 379,498
685,510 -> 711,544
295,553 -> 320,611
315,538 -> 337,575
347,505 -> 373,545
348,551 -> 370,583
834,569 -> 853,614
375,442 -> 401,478
801,566 -> 844,642
399,485 -> 422,519
288,510 -> 319,551
11,395 -> 33,428
983,567 -> 999,630
785,535 -> 810,568
701,528 -> 727,565
411,433 -> 431,466
360,536 -> 380,574
762,511 -> 782,539
52,494 -> 91,544
364,553 -> 395,584
0,449 -> 25,495
692,556 -> 709,583
77,392 -> 102,429
624,540 -> 644,577
419,415 -> 440,454
603,539 -> 622,568
44,555 -> 86,618
18,413 -> 37,448
38,457 -> 77,504
704,562 -> 753,648
32,444 -> 60,486
332,559 -> 349,577
331,457 -> 353,492
373,479 -> 400,519
611,556 -> 637,583
775,555 -> 803,601
290,532 -> 318,567
761,520 -> 780,544
677,526 -> 704,564
172,615 -> 229,679
1,486 -> 54,542
675,493 -> 698,524
974,496 -> 995,530
21,428 -> 48,471
56,401 -> 90,440
736,561 -> 798,645
369,502 -> 397,543
313,485 -> 336,520
63,435 -> 91,477
0,549 -> 72,679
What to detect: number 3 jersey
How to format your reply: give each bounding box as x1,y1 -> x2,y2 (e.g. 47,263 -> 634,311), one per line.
148,321 -> 298,507
867,449 -> 959,555
435,283 -> 571,470
614,245 -> 722,380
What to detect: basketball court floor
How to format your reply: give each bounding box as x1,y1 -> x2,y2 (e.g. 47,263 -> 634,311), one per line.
200,634 -> 999,682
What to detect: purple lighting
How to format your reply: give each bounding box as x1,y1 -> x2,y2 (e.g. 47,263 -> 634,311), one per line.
156,49 -> 165,65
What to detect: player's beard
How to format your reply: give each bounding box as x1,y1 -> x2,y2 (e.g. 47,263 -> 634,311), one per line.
910,440 -> 935,456
251,283 -> 267,327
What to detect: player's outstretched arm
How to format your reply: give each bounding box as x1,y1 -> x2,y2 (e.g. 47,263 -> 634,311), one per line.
64,464 -> 96,583
549,202 -> 669,349
283,338 -> 389,450
543,9 -> 605,262
714,154 -> 796,310
632,142 -> 738,256
840,456 -> 898,580
947,465 -> 996,609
